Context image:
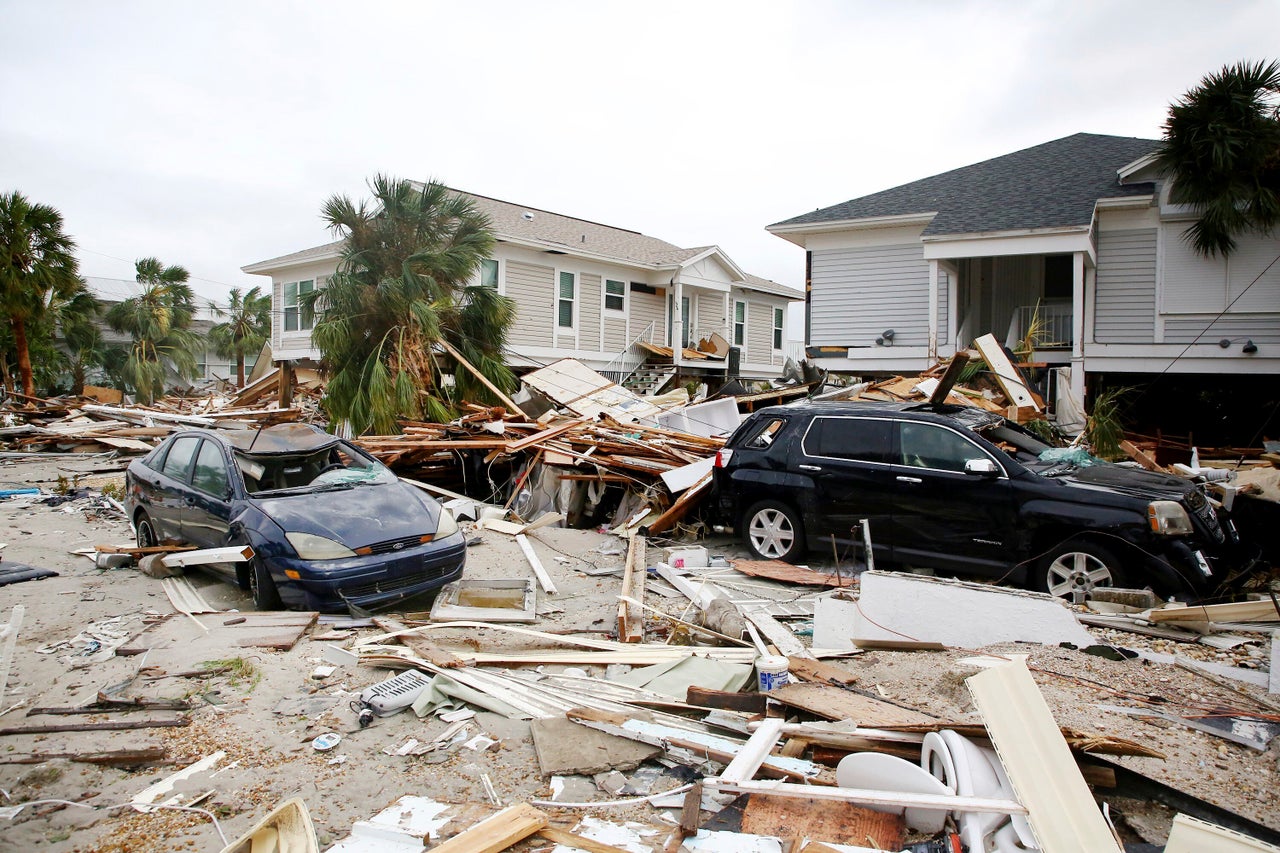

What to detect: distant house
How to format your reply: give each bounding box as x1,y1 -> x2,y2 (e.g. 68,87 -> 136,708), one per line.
78,277 -> 253,387
768,133 -> 1280,403
242,189 -> 802,393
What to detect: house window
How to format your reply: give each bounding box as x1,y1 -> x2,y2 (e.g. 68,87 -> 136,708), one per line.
733,300 -> 746,346
557,271 -> 576,329
773,307 -> 784,350
477,259 -> 499,290
284,279 -> 315,332
604,279 -> 626,313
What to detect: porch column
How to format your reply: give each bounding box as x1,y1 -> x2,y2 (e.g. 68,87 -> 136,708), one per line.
941,260 -> 960,354
1071,252 -> 1086,402
928,259 -> 939,361
672,277 -> 684,370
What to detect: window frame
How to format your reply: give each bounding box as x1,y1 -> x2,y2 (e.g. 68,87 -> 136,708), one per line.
283,279 -> 316,333
733,300 -> 747,347
772,306 -> 785,351
474,258 -> 501,292
603,278 -> 627,315
556,270 -> 578,331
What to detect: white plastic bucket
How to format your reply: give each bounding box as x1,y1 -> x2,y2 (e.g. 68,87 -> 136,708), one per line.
756,655 -> 790,692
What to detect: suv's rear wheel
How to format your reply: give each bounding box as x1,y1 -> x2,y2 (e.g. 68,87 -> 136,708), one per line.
743,500 -> 805,562
1034,541 -> 1127,600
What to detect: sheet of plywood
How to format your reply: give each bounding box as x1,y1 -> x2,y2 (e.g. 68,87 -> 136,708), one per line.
427,802 -> 547,853
732,559 -> 851,588
741,794 -> 905,850
966,660 -> 1120,853
974,333 -> 1039,410
768,682 -> 936,727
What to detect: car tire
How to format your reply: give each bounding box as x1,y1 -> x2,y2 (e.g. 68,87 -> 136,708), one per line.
250,557 -> 282,610
135,512 -> 158,549
743,500 -> 805,562
1034,540 -> 1127,600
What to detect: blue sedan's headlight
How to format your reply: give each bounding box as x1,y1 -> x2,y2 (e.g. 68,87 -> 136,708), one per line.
435,508 -> 459,538
286,532 -> 357,560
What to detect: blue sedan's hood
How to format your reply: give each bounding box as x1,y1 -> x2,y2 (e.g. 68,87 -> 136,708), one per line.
252,482 -> 442,548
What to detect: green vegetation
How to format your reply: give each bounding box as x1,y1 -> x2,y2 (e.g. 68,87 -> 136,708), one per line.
209,285 -> 270,388
105,257 -> 203,403
201,656 -> 261,690
308,175 -> 517,434
1085,386 -> 1131,460
1156,59 -> 1280,258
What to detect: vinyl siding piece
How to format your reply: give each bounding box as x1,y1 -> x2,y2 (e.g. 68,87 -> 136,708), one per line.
696,293 -> 725,339
579,273 -> 602,353
810,244 -> 930,348
1095,229 -> 1157,343
1163,315 -> 1280,345
271,280 -> 283,351
506,261 -> 554,348
603,315 -> 627,355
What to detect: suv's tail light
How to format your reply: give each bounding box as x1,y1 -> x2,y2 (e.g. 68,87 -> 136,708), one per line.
715,449 -> 733,468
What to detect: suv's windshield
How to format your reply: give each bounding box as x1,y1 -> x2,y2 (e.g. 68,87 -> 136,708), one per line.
236,443 -> 395,495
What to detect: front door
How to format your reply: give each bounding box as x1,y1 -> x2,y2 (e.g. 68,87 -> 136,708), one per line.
888,420 -> 1018,575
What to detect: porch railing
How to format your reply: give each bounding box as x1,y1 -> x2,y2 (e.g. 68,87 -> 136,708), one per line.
600,320 -> 658,385
1011,301 -> 1073,349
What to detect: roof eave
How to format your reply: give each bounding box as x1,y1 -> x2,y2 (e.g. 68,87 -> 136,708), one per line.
241,249 -> 343,275
767,212 -> 938,247
920,223 -> 1092,243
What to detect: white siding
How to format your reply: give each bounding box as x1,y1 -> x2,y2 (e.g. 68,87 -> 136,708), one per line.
506,261 -> 554,347
747,299 -> 773,364
1163,228 -> 1226,314
810,244 -> 929,348
1095,229 -> 1157,343
579,273 -> 601,352
631,290 -> 666,344
1163,316 -> 1280,345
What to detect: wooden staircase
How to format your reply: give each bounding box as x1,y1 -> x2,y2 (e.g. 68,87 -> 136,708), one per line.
623,365 -> 676,397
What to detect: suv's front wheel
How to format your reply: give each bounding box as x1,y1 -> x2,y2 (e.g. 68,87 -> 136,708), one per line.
1034,540 -> 1127,600
743,500 -> 805,562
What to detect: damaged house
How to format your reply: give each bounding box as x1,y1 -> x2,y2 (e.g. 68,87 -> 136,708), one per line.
767,133 -> 1280,417
243,189 -> 803,393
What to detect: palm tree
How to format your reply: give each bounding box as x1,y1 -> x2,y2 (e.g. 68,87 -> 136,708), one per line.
308,175 -> 518,434
105,257 -> 204,403
209,286 -> 270,388
0,191 -> 84,397
1155,59 -> 1280,257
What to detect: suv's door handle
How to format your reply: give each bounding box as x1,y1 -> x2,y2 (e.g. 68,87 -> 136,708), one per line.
798,464 -> 822,472
896,475 -> 923,484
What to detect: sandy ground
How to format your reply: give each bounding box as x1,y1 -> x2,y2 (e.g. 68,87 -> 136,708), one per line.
0,453 -> 1278,851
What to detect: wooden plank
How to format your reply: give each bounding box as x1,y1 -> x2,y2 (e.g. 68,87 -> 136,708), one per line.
743,611 -> 815,660
617,534 -> 646,643
515,534 -> 557,594
1120,440 -> 1163,472
974,333 -> 1039,410
372,616 -> 464,668
686,686 -> 767,714
0,718 -> 190,736
928,352 -> 970,405
1146,600 -> 1280,624
787,657 -> 861,687
643,472 -> 712,535
768,682 -> 936,727
428,802 -> 547,853
537,826 -> 635,853
0,747 -> 169,767
966,660 -> 1120,853
742,794 -> 905,851
721,717 -> 785,783
438,339 -> 527,419
733,559 -> 849,588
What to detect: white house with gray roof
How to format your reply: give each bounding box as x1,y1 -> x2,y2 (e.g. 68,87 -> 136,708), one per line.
768,133 -> 1280,402
243,189 -> 802,388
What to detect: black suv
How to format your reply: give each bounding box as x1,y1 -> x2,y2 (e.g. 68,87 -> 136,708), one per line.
713,401 -> 1261,599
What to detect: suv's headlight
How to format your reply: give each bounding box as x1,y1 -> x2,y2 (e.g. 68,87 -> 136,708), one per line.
435,508 -> 459,538
286,532 -> 357,559
1148,501 -> 1194,536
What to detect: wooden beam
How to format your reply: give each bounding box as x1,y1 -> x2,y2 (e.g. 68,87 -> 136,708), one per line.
438,339 -> 527,418
537,826 -> 635,853
429,802 -> 547,853
929,352 -> 970,404
617,534 -> 646,643
515,534 -> 557,595
0,718 -> 190,736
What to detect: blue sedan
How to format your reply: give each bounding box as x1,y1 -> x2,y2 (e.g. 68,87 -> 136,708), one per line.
125,423 -> 465,612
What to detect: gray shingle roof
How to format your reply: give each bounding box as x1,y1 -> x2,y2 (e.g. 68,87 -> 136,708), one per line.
771,133 -> 1159,236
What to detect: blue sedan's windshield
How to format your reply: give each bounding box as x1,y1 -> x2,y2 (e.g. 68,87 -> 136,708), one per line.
237,443 -> 396,495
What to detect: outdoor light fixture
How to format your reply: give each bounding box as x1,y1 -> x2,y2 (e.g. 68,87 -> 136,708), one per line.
1217,337 -> 1259,354
876,329 -> 895,346
1243,340 -> 1258,354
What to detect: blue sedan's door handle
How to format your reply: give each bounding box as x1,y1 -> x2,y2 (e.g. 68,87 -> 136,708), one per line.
799,464 -> 822,472
896,475 -> 923,484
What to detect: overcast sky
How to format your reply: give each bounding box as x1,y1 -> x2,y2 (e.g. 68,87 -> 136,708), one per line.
2,1 -> 1276,306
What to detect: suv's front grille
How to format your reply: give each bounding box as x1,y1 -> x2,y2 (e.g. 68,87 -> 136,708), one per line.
1185,488 -> 1225,543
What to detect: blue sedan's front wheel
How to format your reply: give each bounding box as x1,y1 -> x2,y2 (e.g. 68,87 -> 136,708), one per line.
250,557 -> 282,610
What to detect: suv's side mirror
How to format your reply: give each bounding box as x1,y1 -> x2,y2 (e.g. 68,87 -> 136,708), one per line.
964,458 -> 999,477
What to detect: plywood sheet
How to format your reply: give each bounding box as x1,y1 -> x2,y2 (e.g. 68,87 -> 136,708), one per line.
768,682 -> 936,727
741,793 -> 904,849
732,559 -> 852,588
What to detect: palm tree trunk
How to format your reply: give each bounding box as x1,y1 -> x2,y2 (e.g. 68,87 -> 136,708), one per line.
12,317 -> 35,397
236,354 -> 245,388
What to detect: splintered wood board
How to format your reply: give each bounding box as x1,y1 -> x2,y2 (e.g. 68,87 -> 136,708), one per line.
118,612 -> 318,656
741,793 -> 905,850
974,333 -> 1039,410
732,559 -> 853,588
768,682 -> 937,727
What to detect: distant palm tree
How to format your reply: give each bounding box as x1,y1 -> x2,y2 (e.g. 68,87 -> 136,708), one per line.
51,286 -> 102,395
308,175 -> 517,434
105,257 -> 204,402
1156,59 -> 1280,257
0,191 -> 84,397
209,286 -> 270,388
